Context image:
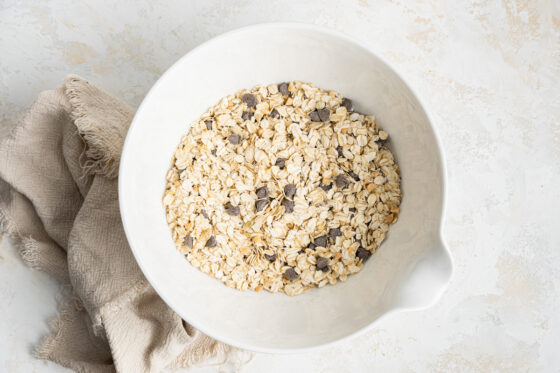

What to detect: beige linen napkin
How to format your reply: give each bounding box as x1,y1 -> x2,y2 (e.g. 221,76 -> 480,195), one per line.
0,75 -> 235,372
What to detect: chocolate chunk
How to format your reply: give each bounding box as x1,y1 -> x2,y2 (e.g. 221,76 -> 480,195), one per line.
211,148 -> 217,156
275,158 -> 287,169
314,235 -> 328,247
225,203 -> 240,216
278,82 -> 290,96
284,184 -> 296,198
349,207 -> 357,213
329,228 -> 342,238
241,111 -> 254,121
319,183 -> 333,191
282,198 -> 295,213
228,134 -> 241,145
317,108 -> 330,122
242,93 -> 257,108
337,146 -> 344,158
335,174 -> 349,188
309,110 -> 321,122
201,209 -> 209,219
255,199 -> 268,212
256,186 -> 269,199
270,109 -> 280,119
264,252 -> 277,262
183,235 -> 193,248
205,236 -> 217,248
307,242 -> 317,250
316,257 -> 329,271
205,120 -> 213,130
356,246 -> 371,261
284,268 -> 299,281
348,170 -> 360,181
341,98 -> 353,111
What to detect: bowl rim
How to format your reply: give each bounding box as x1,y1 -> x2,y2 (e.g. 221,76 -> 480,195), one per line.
118,21 -> 452,353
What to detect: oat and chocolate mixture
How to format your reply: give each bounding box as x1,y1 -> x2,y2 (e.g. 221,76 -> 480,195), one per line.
163,81 -> 401,296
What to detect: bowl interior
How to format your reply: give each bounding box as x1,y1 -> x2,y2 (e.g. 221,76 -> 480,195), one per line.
119,24 -> 451,351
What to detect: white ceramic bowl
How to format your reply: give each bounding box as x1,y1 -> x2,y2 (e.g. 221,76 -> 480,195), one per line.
119,23 -> 453,352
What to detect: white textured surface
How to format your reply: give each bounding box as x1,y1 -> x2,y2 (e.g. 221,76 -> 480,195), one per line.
0,0 -> 559,372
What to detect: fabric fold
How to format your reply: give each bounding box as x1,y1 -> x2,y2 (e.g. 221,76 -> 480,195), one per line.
0,75 -> 235,372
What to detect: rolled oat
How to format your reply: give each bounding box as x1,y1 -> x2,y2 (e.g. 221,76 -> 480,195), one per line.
163,81 -> 401,296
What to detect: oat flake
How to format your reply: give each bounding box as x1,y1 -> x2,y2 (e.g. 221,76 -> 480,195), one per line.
163,81 -> 401,296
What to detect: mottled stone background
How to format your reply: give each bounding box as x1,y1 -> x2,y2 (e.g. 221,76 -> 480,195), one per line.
1,0 -> 559,372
